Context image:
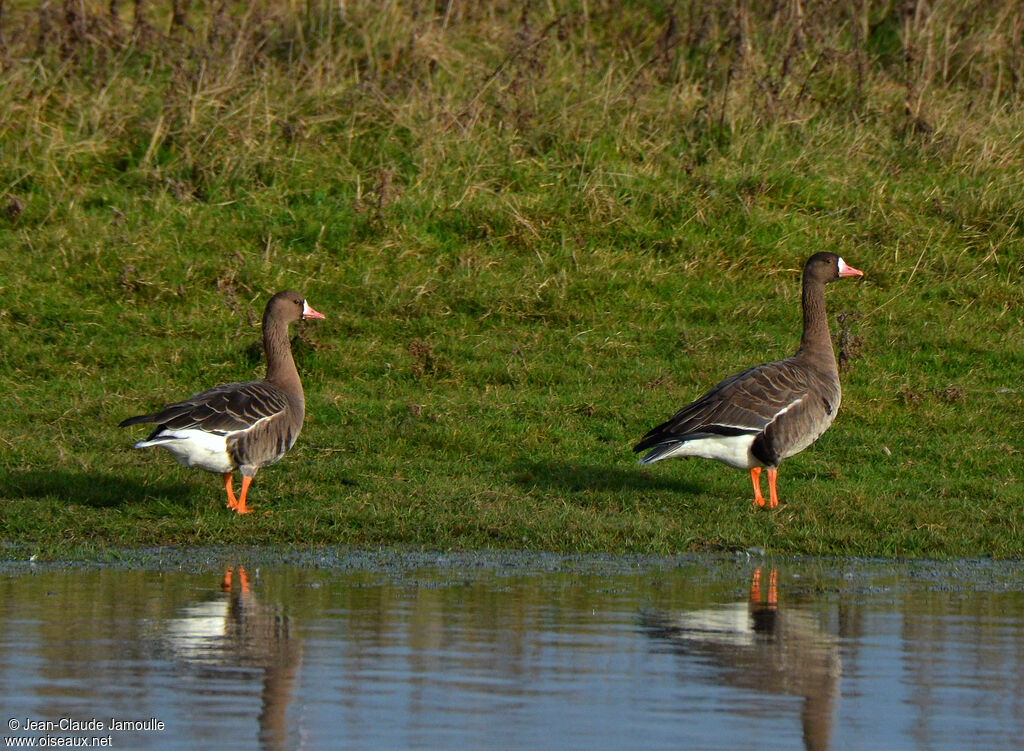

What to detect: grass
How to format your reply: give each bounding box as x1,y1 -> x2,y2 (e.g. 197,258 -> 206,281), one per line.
0,0 -> 1023,559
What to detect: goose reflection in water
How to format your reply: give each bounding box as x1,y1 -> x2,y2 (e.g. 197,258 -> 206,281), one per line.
642,568 -> 840,751
162,566 -> 302,751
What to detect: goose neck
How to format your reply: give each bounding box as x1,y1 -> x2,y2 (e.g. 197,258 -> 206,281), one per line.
263,315 -> 302,395
796,278 -> 836,365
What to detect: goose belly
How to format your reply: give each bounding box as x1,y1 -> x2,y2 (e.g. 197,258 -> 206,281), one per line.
776,394 -> 841,460
136,430 -> 235,474
659,433 -> 759,469
227,417 -> 300,472
778,426 -> 828,460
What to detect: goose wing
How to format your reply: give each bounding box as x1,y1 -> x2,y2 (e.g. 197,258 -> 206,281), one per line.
121,382 -> 289,437
634,358 -> 815,451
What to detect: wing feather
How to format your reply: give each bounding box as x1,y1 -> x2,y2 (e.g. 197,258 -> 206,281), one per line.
634,358 -> 818,454
124,382 -> 289,438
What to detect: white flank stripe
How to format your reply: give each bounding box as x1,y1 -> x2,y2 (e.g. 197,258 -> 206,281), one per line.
766,397 -> 804,426
245,412 -> 279,430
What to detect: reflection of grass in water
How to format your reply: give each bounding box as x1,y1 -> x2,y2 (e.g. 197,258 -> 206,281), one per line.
0,2 -> 1022,558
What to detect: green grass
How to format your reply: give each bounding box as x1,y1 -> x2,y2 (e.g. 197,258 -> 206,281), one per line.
1,1 -> 1023,559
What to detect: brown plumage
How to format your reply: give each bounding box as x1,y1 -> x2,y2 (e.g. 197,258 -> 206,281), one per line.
120,290 -> 325,514
633,253 -> 863,507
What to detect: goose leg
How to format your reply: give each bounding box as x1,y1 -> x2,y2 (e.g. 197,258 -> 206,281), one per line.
234,475 -> 255,515
750,467 -> 766,507
236,566 -> 250,593
767,468 -> 779,508
223,473 -> 238,510
221,565 -> 251,593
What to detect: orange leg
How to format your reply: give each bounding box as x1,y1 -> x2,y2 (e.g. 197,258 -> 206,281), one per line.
767,467 -> 779,509
224,473 -> 238,510
750,568 -> 779,609
750,467 -> 766,507
234,475 -> 255,515
222,565 -> 251,593
236,566 -> 250,593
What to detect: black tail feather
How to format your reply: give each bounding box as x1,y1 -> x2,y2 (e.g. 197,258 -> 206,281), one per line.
118,414 -> 157,428
634,439 -> 682,465
634,424 -> 758,455
633,433 -> 668,454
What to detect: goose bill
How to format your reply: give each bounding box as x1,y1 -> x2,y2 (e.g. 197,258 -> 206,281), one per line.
836,257 -> 864,278
302,300 -> 326,320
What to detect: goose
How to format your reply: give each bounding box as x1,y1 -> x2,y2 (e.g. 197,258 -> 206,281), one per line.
633,252 -> 862,508
163,565 -> 302,748
641,568 -> 841,751
120,290 -> 325,514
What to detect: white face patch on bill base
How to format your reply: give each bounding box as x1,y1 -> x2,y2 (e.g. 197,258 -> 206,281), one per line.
836,257 -> 864,278
302,300 -> 326,320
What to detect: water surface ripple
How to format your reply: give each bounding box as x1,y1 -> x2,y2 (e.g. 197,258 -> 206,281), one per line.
1,553 -> 1022,750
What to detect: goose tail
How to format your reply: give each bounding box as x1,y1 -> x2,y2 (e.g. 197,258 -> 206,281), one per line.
633,437 -> 682,465
119,413 -> 157,428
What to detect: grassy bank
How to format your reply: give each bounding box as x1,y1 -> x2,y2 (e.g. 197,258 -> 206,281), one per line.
0,1 -> 1022,558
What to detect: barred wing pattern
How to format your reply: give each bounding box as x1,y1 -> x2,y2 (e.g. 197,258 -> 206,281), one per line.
634,357 -> 839,468
119,381 -> 300,474
124,382 -> 290,438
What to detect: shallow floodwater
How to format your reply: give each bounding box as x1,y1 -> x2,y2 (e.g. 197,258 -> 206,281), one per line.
1,553 -> 1023,750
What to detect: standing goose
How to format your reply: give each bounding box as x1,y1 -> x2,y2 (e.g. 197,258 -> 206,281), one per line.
633,252 -> 863,508
120,291 -> 325,514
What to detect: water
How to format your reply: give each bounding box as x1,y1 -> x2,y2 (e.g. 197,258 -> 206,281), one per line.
1,553 -> 1023,750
